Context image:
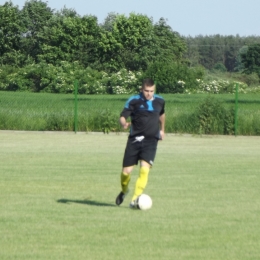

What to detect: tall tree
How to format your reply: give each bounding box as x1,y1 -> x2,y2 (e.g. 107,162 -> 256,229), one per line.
223,35 -> 242,72
97,13 -> 156,71
234,45 -> 248,72
197,35 -> 225,70
100,12 -> 118,32
0,2 -> 24,65
184,36 -> 200,67
99,14 -> 187,72
241,43 -> 260,77
112,13 -> 155,71
153,18 -> 186,63
38,10 -> 101,67
20,0 -> 53,61
184,35 -> 260,71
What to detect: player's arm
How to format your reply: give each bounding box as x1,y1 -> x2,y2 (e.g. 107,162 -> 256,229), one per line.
120,98 -> 134,129
159,113 -> 165,140
119,116 -> 131,129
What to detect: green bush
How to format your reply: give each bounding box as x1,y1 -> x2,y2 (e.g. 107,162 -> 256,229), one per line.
99,109 -> 120,133
144,61 -> 204,93
242,73 -> 259,86
195,96 -> 234,135
78,68 -> 108,94
0,62 -> 259,95
0,62 -> 80,92
0,63 -> 142,94
229,72 -> 259,87
0,65 -> 34,91
213,62 -> 227,72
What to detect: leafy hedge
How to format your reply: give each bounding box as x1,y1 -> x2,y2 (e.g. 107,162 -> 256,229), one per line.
0,61 -> 259,94
0,61 -> 141,94
143,61 -> 205,93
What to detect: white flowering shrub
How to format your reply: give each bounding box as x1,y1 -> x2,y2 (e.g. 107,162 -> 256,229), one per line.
1,61 -> 259,94
0,63 -> 143,94
78,69 -> 141,94
184,79 -> 248,94
246,86 -> 260,93
108,69 -> 141,94
81,81 -> 107,94
40,62 -> 74,93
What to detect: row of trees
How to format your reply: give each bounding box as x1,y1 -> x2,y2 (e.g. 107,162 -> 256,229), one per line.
185,35 -> 260,72
0,1 -> 186,72
1,0 -> 260,93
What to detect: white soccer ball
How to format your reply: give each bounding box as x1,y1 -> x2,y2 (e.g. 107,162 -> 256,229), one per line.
137,194 -> 152,210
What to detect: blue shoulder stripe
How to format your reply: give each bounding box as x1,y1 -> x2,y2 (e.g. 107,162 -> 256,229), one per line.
154,94 -> 164,100
124,94 -> 140,108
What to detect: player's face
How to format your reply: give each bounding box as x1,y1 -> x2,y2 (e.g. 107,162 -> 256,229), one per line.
142,85 -> 155,100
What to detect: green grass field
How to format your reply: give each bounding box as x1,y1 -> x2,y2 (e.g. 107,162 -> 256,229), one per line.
1,131 -> 260,259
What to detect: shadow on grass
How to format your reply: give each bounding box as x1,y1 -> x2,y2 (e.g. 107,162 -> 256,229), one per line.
57,198 -> 116,207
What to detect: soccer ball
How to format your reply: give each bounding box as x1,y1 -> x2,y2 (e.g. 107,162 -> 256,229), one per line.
137,194 -> 152,210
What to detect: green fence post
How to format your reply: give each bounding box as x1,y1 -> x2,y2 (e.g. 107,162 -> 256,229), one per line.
234,83 -> 238,136
74,80 -> 78,133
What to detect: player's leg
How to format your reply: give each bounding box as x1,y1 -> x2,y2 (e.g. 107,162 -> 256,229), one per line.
116,138 -> 139,206
131,161 -> 150,203
115,166 -> 134,206
121,166 -> 134,193
130,139 -> 158,205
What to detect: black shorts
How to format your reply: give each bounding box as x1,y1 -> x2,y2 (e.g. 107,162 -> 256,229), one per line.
122,137 -> 158,167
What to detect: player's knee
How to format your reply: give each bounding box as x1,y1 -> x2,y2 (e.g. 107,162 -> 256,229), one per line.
123,166 -> 134,174
140,160 -> 151,168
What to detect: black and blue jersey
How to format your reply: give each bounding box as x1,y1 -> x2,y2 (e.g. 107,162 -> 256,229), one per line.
120,92 -> 165,139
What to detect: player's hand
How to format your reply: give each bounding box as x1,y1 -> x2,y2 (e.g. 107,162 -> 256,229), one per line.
123,122 -> 131,129
159,130 -> 165,140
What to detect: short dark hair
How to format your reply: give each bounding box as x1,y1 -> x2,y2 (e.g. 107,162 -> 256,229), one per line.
142,78 -> 154,88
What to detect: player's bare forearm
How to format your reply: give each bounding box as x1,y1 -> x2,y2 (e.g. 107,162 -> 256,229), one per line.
159,113 -> 165,140
119,116 -> 131,129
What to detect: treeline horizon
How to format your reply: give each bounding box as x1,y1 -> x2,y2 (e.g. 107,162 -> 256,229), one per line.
1,0 -> 260,71
1,0 -> 260,93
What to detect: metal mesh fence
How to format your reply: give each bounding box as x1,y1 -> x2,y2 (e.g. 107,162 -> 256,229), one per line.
1,88 -> 260,135
0,89 -> 125,132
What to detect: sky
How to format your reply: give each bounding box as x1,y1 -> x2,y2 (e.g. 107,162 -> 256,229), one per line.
4,0 -> 260,37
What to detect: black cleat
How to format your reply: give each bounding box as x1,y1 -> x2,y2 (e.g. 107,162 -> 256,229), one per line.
115,190 -> 129,206
129,199 -> 138,209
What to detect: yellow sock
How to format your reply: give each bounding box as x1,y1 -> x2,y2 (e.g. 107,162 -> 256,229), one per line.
132,166 -> 150,201
121,172 -> 130,194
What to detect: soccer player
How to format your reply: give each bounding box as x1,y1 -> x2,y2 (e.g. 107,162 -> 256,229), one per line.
115,78 -> 165,208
